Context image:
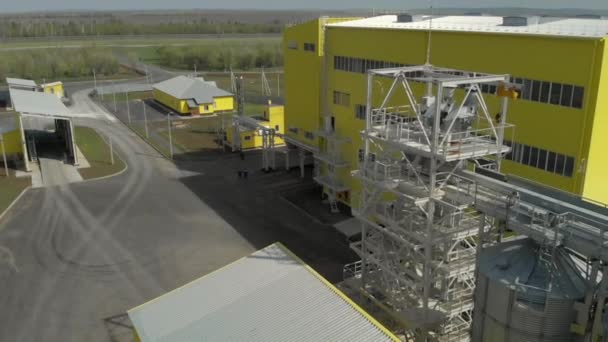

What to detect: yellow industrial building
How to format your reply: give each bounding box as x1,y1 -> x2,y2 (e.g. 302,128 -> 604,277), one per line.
41,81 -> 65,98
283,15 -> 608,208
153,76 -> 234,116
0,114 -> 24,160
226,102 -> 285,150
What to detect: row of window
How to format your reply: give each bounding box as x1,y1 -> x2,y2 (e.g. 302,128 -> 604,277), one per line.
304,131 -> 315,140
334,55 -> 408,74
355,104 -> 367,120
303,43 -> 316,52
333,91 -> 351,106
509,77 -> 584,109
287,40 -> 316,52
333,55 -> 585,109
504,140 -> 575,177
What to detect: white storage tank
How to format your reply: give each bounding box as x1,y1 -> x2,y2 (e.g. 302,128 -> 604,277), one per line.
472,238 -> 586,342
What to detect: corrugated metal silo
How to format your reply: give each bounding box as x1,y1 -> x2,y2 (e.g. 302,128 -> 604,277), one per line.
472,238 -> 586,341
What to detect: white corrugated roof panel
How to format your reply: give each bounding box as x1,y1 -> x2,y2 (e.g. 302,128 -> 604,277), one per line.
128,243 -> 398,342
153,75 -> 233,104
328,15 -> 608,38
9,88 -> 70,117
6,77 -> 37,88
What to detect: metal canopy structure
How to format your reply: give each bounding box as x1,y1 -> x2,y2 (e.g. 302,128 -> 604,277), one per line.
345,64 -> 608,341
9,88 -> 77,171
128,243 -> 399,342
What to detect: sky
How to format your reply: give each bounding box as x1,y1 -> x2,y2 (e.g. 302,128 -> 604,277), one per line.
1,0 -> 607,13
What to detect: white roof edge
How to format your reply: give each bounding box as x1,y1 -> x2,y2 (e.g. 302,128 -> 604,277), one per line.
128,242 -> 397,342
327,15 -> 608,39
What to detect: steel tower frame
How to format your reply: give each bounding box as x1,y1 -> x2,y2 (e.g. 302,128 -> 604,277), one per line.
352,65 -> 513,341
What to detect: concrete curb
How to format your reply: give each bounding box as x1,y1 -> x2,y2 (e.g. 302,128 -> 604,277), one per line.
0,186 -> 31,224
78,126 -> 129,184
80,159 -> 129,184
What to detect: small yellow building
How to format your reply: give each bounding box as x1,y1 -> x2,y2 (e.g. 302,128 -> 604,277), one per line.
0,113 -> 24,161
226,103 -> 285,150
153,76 -> 234,116
40,81 -> 64,98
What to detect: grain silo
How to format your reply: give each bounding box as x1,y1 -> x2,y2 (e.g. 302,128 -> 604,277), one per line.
472,238 -> 587,342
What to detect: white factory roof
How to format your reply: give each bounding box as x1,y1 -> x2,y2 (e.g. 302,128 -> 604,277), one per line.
329,15 -> 608,38
128,243 -> 398,342
6,77 -> 37,89
153,75 -> 232,105
9,88 -> 70,118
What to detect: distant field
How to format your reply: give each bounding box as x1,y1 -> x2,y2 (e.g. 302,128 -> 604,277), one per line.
0,34 -> 281,51
114,36 -> 281,66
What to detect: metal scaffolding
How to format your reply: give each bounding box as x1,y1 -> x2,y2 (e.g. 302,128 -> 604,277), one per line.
343,64 -> 608,341
314,126 -> 351,213
351,65 -> 513,341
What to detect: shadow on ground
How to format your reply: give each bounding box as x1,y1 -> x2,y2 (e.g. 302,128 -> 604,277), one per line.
173,149 -> 357,283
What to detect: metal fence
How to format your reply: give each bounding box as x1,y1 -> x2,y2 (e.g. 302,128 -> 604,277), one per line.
94,92 -> 228,161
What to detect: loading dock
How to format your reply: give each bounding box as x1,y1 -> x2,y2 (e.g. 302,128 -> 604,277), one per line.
9,88 -> 77,172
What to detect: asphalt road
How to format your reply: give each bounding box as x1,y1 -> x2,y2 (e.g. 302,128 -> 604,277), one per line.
0,82 -> 356,341
0,88 -> 256,341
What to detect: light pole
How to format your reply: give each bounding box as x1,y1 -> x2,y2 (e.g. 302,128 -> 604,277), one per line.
126,89 -> 131,125
1,134 -> 8,177
93,69 -> 97,93
167,112 -> 174,159
109,134 -> 114,165
143,100 -> 149,138
112,81 -> 117,112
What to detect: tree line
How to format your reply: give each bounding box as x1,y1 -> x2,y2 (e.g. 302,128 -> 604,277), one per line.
0,19 -> 282,39
0,48 -> 119,82
156,43 -> 283,71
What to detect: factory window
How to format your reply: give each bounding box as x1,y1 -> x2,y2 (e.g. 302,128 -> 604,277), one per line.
531,80 -> 541,102
539,82 -> 551,103
287,41 -> 298,50
504,140 -> 575,177
358,149 -> 364,162
572,86 -> 584,109
333,55 -> 406,74
561,84 -> 573,107
333,91 -> 350,106
564,156 -> 575,177
304,131 -> 314,140
288,127 -> 299,134
275,125 -> 280,131
550,83 -> 562,105
303,43 -> 316,52
547,151 -> 557,173
244,136 -> 251,140
355,104 -> 367,120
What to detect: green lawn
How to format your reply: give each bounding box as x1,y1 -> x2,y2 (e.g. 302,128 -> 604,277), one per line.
111,36 -> 281,65
0,36 -> 280,51
0,172 -> 30,216
151,103 -> 266,153
75,126 -> 126,180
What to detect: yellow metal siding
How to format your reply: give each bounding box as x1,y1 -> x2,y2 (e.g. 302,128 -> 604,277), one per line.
1,115 -> 23,156
153,89 -> 190,114
284,19 -> 323,149
42,84 -> 64,98
324,25 -> 602,205
154,90 -> 234,116
225,105 -> 285,149
213,96 -> 235,113
582,39 -> 608,204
